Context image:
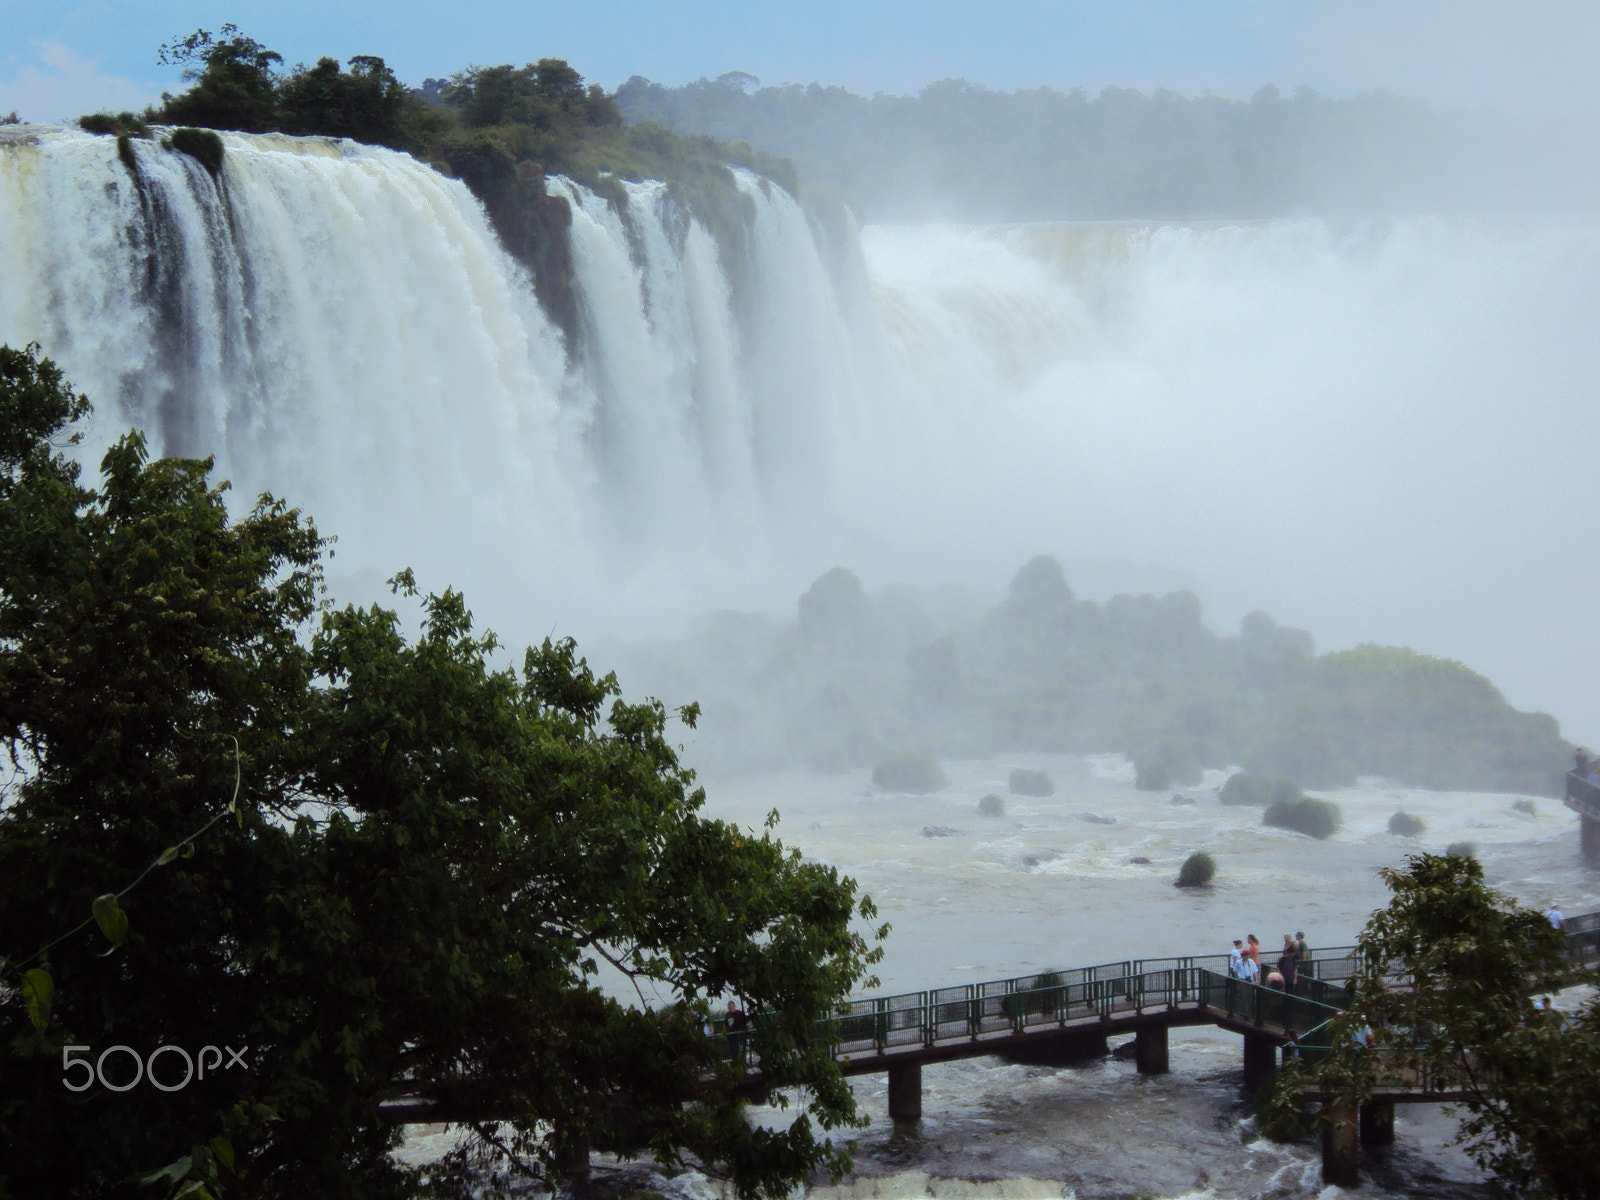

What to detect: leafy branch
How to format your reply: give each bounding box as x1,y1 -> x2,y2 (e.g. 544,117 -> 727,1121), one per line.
8,737 -> 242,1031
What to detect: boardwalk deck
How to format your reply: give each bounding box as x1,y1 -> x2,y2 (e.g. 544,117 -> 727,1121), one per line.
380,908 -> 1597,1125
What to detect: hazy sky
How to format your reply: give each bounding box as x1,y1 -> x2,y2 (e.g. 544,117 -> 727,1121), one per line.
5,0 -> 1600,123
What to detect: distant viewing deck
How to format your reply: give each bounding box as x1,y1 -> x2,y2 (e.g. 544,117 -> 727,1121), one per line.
1567,767 -> 1600,819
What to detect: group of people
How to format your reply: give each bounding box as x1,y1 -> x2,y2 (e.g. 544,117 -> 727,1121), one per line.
704,999 -> 750,1062
1227,931 -> 1310,993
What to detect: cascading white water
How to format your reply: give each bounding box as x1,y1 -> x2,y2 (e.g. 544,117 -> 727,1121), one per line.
0,127 -> 582,612
3,127 -> 1599,738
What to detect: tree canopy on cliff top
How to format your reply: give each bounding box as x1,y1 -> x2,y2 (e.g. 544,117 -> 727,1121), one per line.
0,343 -> 884,1199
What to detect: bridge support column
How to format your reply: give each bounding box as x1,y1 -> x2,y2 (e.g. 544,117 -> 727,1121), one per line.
1360,1099 -> 1395,1146
887,1061 -> 922,1122
1242,1032 -> 1277,1088
1321,1099 -> 1359,1187
556,1132 -> 591,1187
1582,814 -> 1600,868
1135,1024 -> 1169,1075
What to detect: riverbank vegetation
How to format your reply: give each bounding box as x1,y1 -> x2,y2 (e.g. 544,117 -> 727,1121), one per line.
621,555 -> 1570,796
0,347 -> 882,1200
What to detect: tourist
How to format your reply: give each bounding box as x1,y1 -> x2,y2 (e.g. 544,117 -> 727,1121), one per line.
1546,901 -> 1563,929
725,999 -> 749,1061
1278,933 -> 1299,993
1265,968 -> 1285,990
1244,933 -> 1261,982
1342,1013 -> 1374,1049
1229,939 -> 1246,979
1295,930 -> 1311,967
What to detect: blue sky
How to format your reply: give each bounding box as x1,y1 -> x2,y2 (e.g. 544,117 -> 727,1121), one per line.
4,1 -> 1599,124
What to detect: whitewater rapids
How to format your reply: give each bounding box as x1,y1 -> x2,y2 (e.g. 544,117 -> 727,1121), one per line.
403,756 -> 1598,1199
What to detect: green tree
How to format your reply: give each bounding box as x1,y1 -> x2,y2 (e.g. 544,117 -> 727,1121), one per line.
1316,853 -> 1600,1199
0,346 -> 884,1199
441,59 -> 619,132
152,25 -> 283,133
277,55 -> 409,147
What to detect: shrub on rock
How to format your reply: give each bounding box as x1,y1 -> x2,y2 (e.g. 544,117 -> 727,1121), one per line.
1133,742 -> 1202,791
1009,768 -> 1054,796
167,126 -> 225,177
872,752 -> 947,793
1176,851 -> 1216,888
1263,797 -> 1342,840
1219,772 -> 1302,807
1388,811 -> 1425,836
1446,840 -> 1477,859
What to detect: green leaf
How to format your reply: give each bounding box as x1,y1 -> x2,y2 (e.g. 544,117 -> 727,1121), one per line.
91,892 -> 129,951
157,844 -> 182,865
136,1154 -> 191,1186
208,1137 -> 234,1174
21,968 -> 52,1031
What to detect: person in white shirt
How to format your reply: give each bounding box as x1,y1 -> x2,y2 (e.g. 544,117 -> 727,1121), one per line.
1546,902 -> 1563,929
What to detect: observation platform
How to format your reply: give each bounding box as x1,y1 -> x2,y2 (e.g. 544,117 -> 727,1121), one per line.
383,911 -> 1598,1188
1565,768 -> 1600,864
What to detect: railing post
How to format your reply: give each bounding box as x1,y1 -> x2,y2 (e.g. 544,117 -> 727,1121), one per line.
922,991 -> 934,1048
967,984 -> 979,1039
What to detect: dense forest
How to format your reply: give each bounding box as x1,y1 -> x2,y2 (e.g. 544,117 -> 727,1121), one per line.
614,73 -> 1600,222
620,555 -> 1570,797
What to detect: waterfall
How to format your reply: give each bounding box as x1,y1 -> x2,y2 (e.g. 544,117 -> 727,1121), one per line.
4,126 -> 1600,737
0,128 -> 580,609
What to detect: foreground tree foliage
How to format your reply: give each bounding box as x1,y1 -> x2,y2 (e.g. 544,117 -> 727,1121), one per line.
0,345 -> 884,1199
1316,854 -> 1600,1199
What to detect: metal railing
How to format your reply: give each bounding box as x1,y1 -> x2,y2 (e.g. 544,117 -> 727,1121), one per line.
1565,767 -> 1600,820
812,911 -> 1595,1063
1196,970 -> 1343,1034
820,952 -> 1359,1058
